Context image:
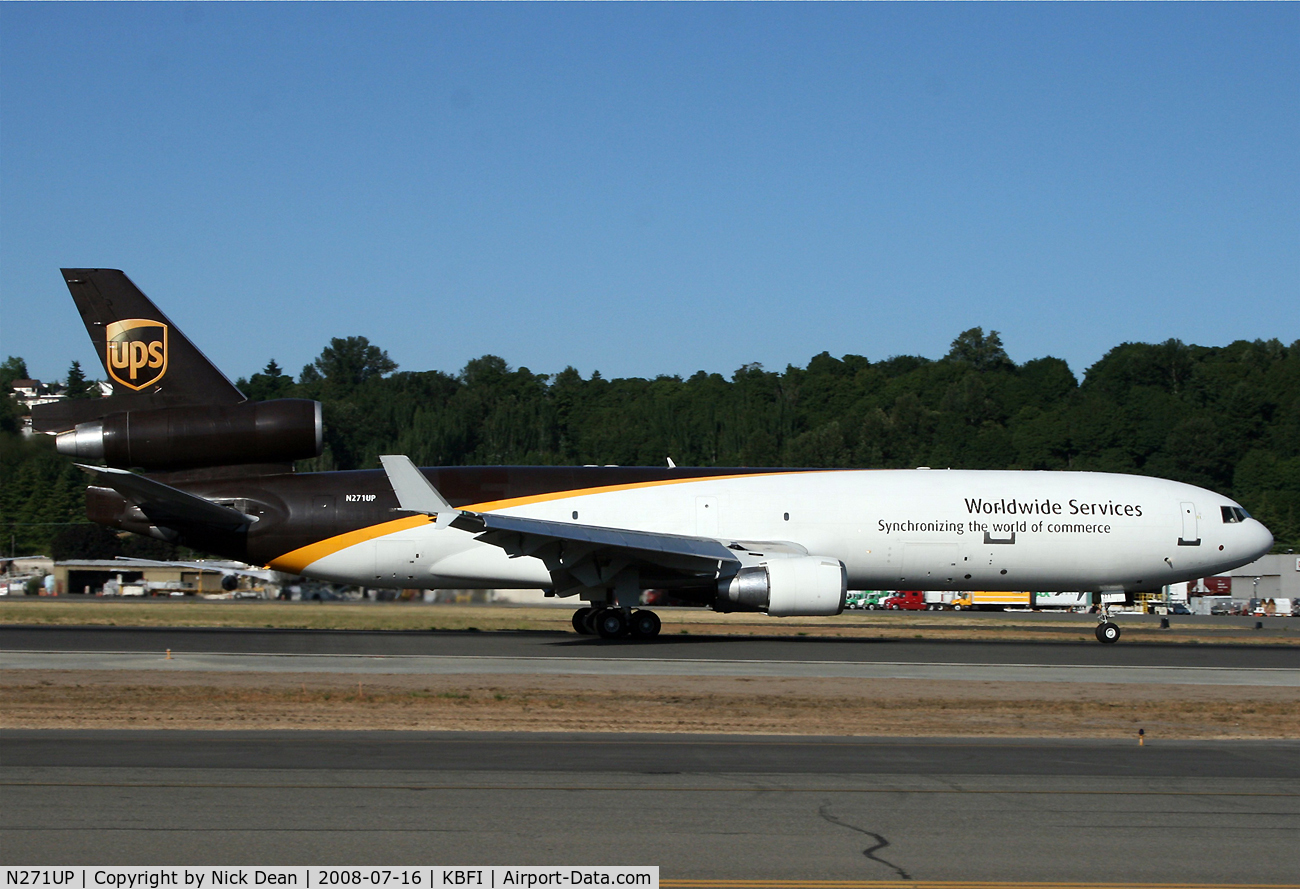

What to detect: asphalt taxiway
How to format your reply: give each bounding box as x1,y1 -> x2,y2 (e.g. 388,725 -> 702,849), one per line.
3,731 -> 1298,883
5,624 -> 1299,667
4,626 -> 1298,686
5,627 -> 1298,883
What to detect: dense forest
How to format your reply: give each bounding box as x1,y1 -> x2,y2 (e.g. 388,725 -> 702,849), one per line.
3,328 -> 1298,558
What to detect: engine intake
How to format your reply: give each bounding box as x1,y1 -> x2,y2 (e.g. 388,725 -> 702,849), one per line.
717,556 -> 847,616
57,399 -> 323,470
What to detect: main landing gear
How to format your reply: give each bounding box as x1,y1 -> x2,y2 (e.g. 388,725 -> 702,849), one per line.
572,606 -> 662,640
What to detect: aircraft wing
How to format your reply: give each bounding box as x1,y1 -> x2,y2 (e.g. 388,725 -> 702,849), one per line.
76,464 -> 255,532
461,511 -> 738,562
463,511 -> 743,595
380,454 -> 743,593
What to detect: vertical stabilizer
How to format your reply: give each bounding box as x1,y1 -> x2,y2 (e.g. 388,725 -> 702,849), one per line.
32,270 -> 245,431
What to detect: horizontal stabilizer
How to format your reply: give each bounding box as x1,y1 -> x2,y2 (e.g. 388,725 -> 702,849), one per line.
113,556 -> 283,582
77,464 -> 253,532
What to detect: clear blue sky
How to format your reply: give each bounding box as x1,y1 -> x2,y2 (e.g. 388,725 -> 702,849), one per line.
2,2 -> 1296,387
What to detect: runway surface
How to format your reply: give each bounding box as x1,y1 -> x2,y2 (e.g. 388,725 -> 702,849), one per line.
6,649 -> 1298,686
3,731 -> 1298,883
6,629 -> 1298,883
4,626 -> 1297,686
4,625 -> 1299,665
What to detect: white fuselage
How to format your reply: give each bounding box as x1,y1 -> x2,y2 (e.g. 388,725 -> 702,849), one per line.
279,469 -> 1273,596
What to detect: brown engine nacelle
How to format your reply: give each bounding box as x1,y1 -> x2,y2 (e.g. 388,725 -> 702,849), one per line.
57,399 -> 323,470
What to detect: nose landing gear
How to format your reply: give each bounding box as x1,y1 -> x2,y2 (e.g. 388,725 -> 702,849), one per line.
1095,621 -> 1121,643
1095,601 -> 1122,643
572,607 -> 662,639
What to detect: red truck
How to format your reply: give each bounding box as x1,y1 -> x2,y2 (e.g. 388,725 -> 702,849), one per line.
883,590 -> 927,610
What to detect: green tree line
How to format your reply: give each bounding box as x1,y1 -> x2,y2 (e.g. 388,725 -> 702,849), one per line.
4,329 -> 1298,557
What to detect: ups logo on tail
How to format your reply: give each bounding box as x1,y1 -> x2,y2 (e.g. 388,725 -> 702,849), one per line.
106,319 -> 168,390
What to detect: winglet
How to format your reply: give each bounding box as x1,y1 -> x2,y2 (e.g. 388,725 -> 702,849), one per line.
379,455 -> 459,528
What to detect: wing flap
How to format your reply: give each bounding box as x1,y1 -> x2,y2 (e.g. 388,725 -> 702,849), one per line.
466,511 -> 739,564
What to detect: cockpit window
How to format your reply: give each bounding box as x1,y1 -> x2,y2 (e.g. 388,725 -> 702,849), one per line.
1236,506 -> 1250,521
1221,506 -> 1250,523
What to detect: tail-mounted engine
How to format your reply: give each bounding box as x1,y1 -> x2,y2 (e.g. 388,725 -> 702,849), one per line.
56,399 -> 323,471
716,556 -> 847,616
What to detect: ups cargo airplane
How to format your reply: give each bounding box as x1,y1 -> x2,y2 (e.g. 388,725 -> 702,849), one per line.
36,270 -> 1273,643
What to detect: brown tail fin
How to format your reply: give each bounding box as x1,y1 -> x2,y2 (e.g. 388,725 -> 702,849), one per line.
33,269 -> 245,432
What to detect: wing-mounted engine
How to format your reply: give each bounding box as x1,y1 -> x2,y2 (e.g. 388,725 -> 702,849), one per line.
56,399 -> 323,471
717,556 -> 847,616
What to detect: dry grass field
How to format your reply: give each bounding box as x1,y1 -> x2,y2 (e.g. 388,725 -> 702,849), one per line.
4,670 -> 1298,739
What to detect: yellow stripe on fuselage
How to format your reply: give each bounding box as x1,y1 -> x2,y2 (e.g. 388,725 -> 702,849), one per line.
268,514 -> 431,574
267,469 -> 829,573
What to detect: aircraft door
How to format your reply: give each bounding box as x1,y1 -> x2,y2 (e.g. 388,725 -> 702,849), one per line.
1179,502 -> 1200,546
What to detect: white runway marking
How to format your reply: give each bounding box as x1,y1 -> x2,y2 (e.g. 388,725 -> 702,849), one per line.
3,650 -> 1298,686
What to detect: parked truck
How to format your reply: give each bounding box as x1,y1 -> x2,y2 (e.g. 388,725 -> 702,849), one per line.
883,590 -> 927,610
950,591 -> 1031,611
1253,598 -> 1295,617
923,591 -> 955,610
846,591 -> 889,610
1031,591 -> 1092,610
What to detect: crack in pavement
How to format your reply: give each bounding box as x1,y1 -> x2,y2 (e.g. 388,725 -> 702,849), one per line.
817,801 -> 912,880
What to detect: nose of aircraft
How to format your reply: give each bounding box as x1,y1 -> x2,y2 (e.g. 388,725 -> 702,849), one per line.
1246,519 -> 1274,561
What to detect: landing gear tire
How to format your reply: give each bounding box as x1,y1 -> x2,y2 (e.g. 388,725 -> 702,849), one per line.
595,608 -> 629,639
1096,621 -> 1121,644
629,609 -> 661,639
572,607 -> 596,635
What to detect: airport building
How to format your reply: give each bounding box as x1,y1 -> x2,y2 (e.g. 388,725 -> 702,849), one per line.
1223,553 -> 1300,599
1183,553 -> 1299,615
50,559 -> 237,596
